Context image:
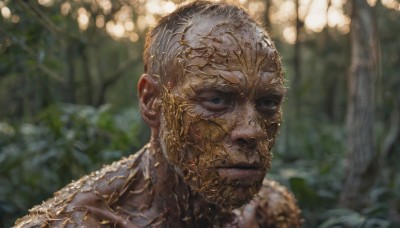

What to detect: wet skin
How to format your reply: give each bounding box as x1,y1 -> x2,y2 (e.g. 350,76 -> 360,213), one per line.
159,17 -> 285,209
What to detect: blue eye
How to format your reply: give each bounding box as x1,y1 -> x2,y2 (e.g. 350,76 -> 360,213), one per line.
201,96 -> 231,112
209,97 -> 224,104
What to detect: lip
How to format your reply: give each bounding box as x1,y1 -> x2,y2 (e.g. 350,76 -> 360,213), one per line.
215,163 -> 266,182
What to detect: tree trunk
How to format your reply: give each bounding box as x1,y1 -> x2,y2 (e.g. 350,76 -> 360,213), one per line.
340,0 -> 379,210
82,46 -> 94,105
264,0 -> 271,29
64,39 -> 76,103
292,0 -> 302,113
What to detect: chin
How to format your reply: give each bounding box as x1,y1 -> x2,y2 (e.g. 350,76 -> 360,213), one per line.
194,176 -> 265,210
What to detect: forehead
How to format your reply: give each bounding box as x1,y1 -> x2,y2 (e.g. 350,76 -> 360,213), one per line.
169,17 -> 281,89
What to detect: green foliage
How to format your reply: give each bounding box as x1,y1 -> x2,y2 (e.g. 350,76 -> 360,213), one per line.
270,116 -> 400,227
0,105 -> 146,227
0,0 -> 144,120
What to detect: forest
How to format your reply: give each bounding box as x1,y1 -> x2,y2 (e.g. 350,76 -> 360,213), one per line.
0,0 -> 399,227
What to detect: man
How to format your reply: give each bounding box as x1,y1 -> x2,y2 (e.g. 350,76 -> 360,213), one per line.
15,1 -> 302,227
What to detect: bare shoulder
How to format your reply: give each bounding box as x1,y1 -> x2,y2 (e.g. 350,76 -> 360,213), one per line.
13,148 -> 146,228
234,179 -> 303,228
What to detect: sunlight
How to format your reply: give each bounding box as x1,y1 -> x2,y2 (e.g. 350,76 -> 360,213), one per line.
327,7 -> 350,34
145,14 -> 156,27
1,6 -> 10,19
97,0 -> 112,15
129,32 -> 139,42
106,20 -> 130,39
331,0 -> 346,8
248,1 -> 265,16
327,8 -> 342,27
283,26 -> 296,44
77,7 -> 90,31
163,1 -> 177,13
124,20 -> 135,31
382,0 -> 400,11
304,0 -> 328,32
269,0 -> 351,43
146,0 -> 176,15
60,2 -> 71,16
328,0 -> 350,34
298,0 -> 309,20
106,21 -> 123,38
137,15 -> 147,31
305,14 -> 326,33
96,15 -> 105,28
367,0 -> 377,7
115,5 -> 131,22
270,0 -> 296,24
146,0 -> 161,14
106,21 -> 115,35
38,0 -> 54,7
113,23 -> 125,37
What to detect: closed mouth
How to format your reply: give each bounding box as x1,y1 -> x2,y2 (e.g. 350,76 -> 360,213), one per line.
215,163 -> 266,182
216,162 -> 264,169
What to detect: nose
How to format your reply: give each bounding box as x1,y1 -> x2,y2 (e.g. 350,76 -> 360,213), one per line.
231,105 -> 266,149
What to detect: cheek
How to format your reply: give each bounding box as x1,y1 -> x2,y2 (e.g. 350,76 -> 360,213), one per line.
188,118 -> 229,144
261,111 -> 282,145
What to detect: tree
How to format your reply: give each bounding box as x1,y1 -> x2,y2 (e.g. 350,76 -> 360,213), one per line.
340,0 -> 379,209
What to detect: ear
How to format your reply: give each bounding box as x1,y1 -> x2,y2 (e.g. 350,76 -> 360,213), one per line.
138,74 -> 161,128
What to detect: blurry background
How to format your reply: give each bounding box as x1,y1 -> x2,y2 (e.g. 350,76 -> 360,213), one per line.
0,0 -> 399,227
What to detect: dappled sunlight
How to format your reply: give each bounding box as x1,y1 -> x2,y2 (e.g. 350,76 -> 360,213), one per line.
0,0 -> 380,44
367,0 -> 378,7
269,0 -> 351,43
95,15 -> 105,28
283,26 -> 296,44
60,2 -> 71,15
382,0 -> 400,11
77,7 -> 90,31
1,5 -> 10,19
270,1 -> 296,24
146,0 -> 176,14
106,20 -> 125,38
0,1 -> 19,23
248,1 -> 265,17
38,0 -> 54,7
98,0 -> 112,15
327,7 -> 350,34
0,0 -> 398,44
129,32 -> 139,42
305,0 -> 328,32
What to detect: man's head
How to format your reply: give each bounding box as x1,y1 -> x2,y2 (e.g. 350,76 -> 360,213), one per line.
138,0 -> 285,209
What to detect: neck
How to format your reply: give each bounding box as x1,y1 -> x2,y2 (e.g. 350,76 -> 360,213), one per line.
147,137 -> 236,226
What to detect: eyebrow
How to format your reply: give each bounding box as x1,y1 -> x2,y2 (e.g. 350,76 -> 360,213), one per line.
189,81 -> 239,94
255,86 -> 285,98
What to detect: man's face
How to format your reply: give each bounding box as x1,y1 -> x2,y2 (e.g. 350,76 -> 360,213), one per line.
159,18 -> 285,209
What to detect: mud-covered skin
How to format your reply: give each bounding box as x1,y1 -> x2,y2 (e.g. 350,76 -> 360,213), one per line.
14,145 -> 301,227
14,145 -> 234,227
159,16 -> 284,209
